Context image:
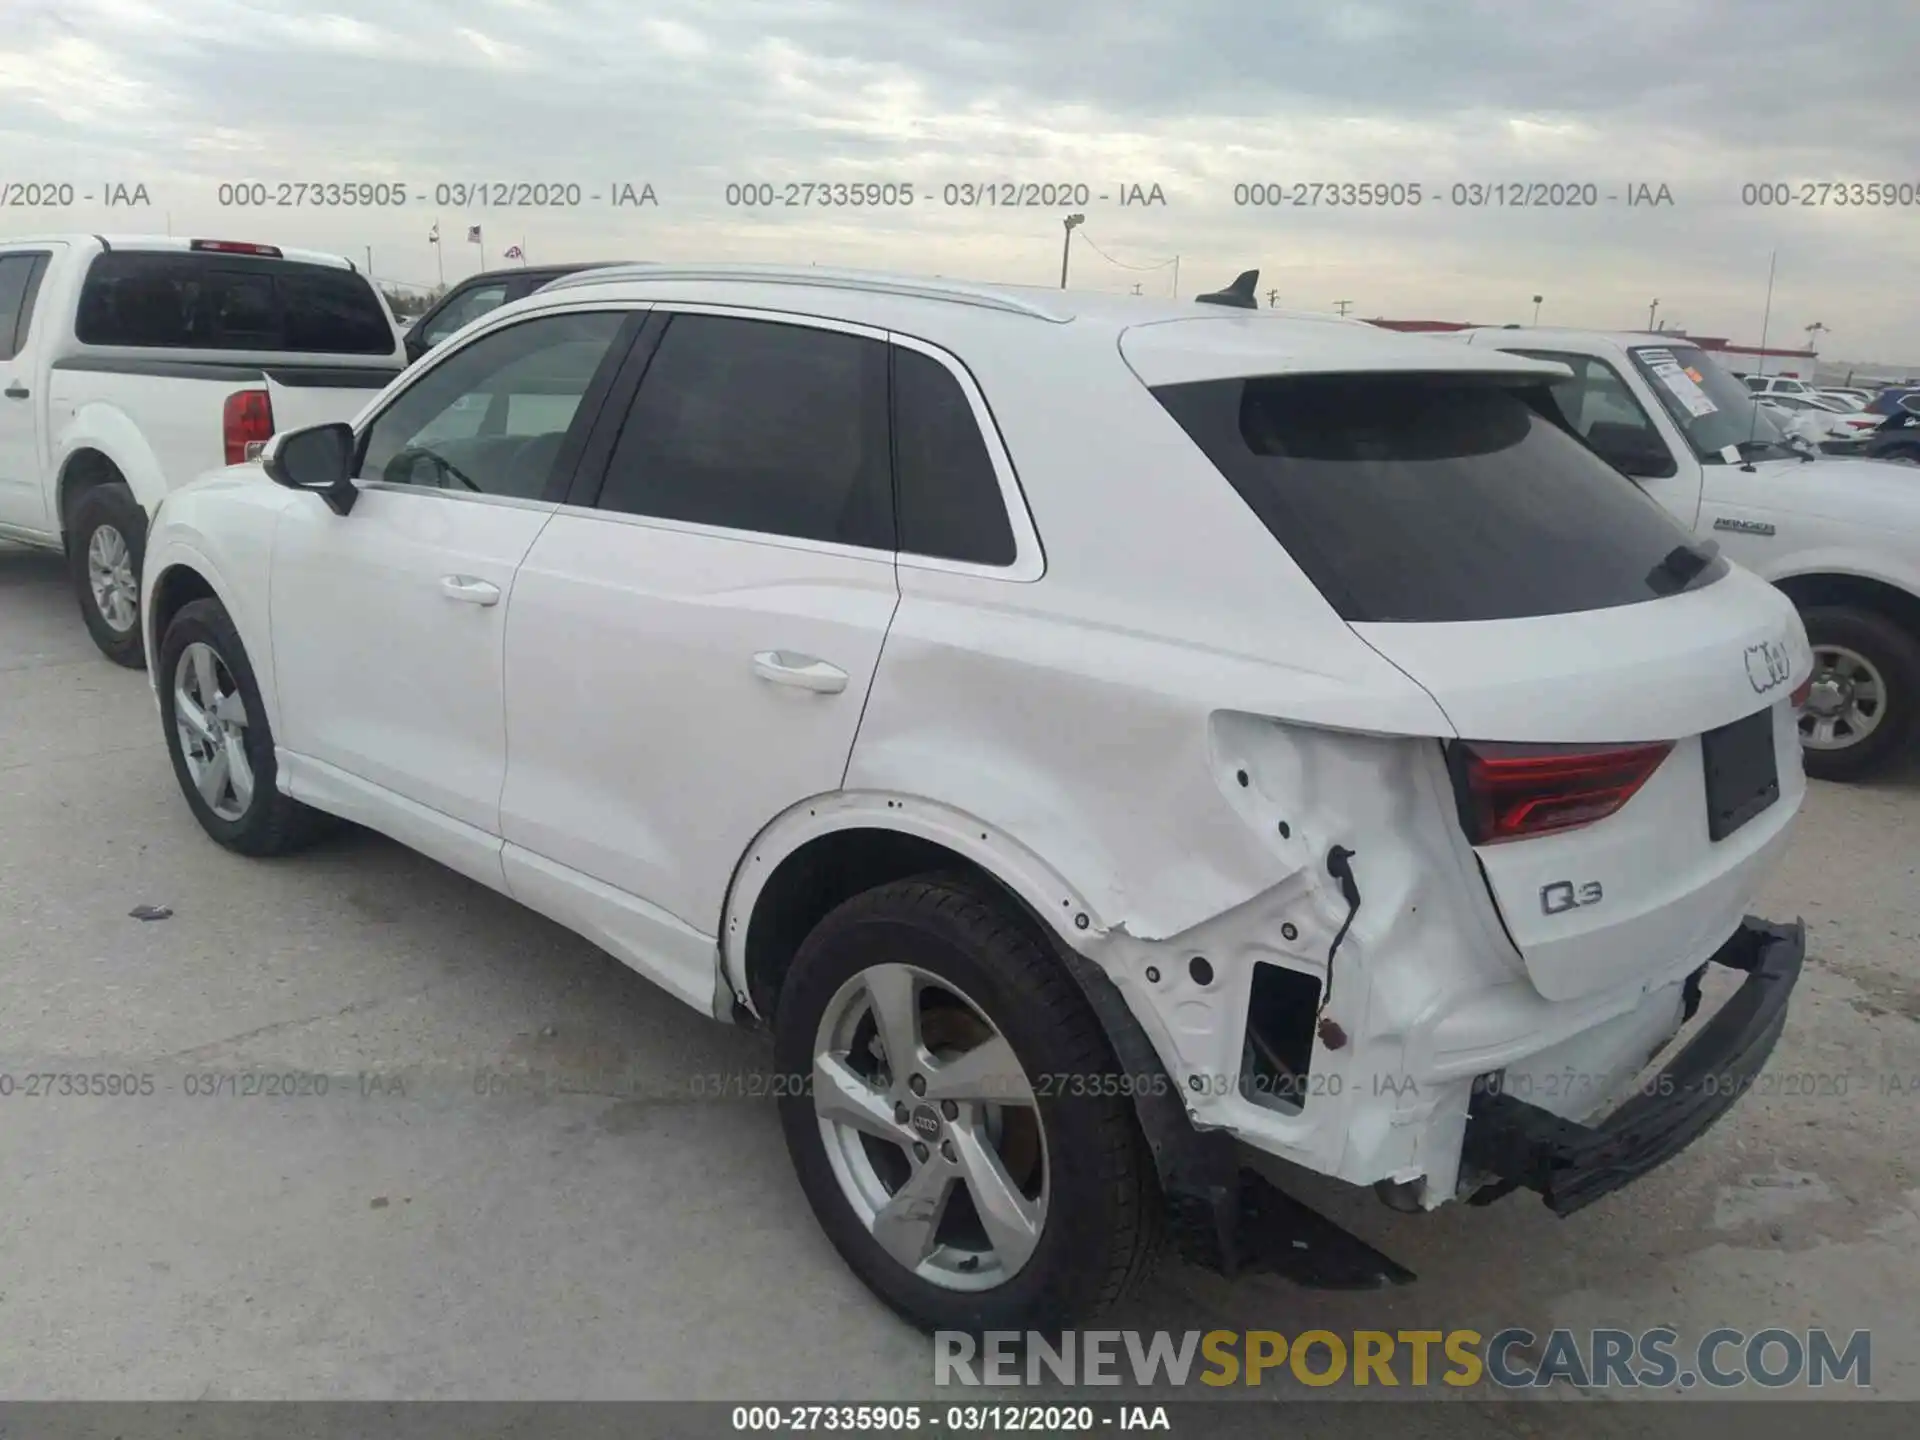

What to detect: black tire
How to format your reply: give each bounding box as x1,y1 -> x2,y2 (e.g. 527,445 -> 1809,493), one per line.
67,480 -> 149,669
1797,605 -> 1920,782
157,597 -> 331,856
774,873 -> 1162,1334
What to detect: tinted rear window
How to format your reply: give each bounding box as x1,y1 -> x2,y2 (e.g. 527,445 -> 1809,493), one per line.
1151,374 -> 1720,623
76,253 -> 395,354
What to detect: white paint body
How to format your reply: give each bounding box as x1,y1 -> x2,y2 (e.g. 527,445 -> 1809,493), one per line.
0,235 -> 402,550
142,270 -> 1817,1209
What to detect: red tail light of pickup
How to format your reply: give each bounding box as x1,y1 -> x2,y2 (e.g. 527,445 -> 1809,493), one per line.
223,388 -> 275,465
1452,739 -> 1675,844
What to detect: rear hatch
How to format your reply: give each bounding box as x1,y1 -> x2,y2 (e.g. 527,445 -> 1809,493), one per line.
1136,338 -> 1810,1002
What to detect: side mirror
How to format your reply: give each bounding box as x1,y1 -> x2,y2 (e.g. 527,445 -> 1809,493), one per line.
261,422 -> 359,516
1585,423 -> 1677,480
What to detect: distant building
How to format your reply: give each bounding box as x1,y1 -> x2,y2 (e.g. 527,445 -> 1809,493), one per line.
1363,319 -> 1819,378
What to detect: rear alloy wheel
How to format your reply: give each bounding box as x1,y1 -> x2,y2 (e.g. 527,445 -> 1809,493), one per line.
1797,606 -> 1920,782
67,481 -> 149,668
813,962 -> 1049,1294
775,875 -> 1161,1334
158,598 -> 331,855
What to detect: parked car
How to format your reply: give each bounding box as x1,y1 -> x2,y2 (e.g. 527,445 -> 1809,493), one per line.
1867,387 -> 1920,419
1817,388 -> 1874,411
1744,374 -> 1821,401
1759,394 -> 1885,448
0,235 -> 406,665
140,263 -> 1812,1333
1453,327 -> 1920,780
1863,410 -> 1920,465
402,263 -> 626,364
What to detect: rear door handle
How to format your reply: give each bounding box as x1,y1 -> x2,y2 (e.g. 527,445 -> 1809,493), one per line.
752,650 -> 848,694
439,575 -> 501,606
3,384 -> 26,400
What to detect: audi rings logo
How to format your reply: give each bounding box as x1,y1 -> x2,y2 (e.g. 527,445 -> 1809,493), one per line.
1744,638 -> 1791,695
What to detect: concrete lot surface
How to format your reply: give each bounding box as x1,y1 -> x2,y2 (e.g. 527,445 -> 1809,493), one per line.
2,540 -> 1916,1421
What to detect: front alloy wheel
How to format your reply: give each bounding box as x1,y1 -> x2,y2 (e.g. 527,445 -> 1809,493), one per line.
158,597 -> 331,855
173,641 -> 256,821
813,962 -> 1048,1291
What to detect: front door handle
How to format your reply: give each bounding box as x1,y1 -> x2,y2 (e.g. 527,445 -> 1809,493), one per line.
439,574 -> 501,606
752,650 -> 849,694
3,383 -> 27,400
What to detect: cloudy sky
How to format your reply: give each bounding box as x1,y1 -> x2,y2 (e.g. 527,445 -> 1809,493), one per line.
3,0 -> 1917,360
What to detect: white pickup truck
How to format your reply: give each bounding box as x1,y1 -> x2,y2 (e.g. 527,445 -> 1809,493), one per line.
0,235 -> 405,664
1450,327 -> 1920,782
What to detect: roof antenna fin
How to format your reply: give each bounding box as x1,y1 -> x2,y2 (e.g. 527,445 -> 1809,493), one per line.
1196,270 -> 1260,310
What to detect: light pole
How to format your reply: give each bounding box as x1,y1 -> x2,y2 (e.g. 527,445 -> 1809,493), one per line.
1531,294 -> 1544,325
1648,298 -> 1660,330
1059,213 -> 1085,289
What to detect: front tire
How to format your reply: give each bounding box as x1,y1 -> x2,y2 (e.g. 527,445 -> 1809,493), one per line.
68,481 -> 149,669
1797,605 -> 1920,782
158,598 -> 330,855
774,874 -> 1162,1334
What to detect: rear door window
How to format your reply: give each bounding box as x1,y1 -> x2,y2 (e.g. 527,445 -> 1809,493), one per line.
591,313 -> 892,550
76,252 -> 396,354
1150,373 -> 1718,623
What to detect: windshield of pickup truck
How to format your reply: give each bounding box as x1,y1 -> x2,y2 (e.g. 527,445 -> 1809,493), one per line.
76,252 -> 396,355
1628,344 -> 1798,461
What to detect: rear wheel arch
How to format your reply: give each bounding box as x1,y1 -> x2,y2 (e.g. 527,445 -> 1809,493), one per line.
723,799 -> 1106,1026
56,448 -> 130,541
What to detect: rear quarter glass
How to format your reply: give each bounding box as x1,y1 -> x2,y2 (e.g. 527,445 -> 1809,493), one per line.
1149,373 -> 1719,623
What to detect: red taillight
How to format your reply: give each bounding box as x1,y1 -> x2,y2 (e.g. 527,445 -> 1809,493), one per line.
190,239 -> 284,257
223,388 -> 275,465
1453,739 -> 1675,844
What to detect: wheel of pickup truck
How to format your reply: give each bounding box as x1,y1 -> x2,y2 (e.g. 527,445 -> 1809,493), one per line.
774,873 -> 1162,1334
1797,605 -> 1920,782
157,597 -> 330,856
67,481 -> 149,669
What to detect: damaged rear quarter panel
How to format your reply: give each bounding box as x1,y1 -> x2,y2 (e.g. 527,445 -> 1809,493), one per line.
842,580 -> 1520,1183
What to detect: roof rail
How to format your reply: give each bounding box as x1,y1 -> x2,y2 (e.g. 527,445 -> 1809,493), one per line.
538,263 -> 1071,322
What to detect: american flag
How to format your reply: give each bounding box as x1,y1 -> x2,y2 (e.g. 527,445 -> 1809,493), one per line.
503,244 -> 523,260
467,224 -> 482,243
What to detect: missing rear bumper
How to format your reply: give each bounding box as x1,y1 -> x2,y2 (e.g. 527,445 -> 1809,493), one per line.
1171,1169 -> 1418,1289
1460,914 -> 1805,1216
